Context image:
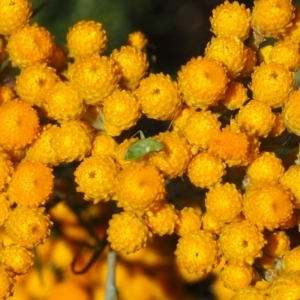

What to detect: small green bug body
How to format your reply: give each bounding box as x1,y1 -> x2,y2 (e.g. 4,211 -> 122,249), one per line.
123,131 -> 164,160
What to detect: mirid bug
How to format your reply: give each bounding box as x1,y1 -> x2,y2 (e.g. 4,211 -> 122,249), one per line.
123,131 -> 164,160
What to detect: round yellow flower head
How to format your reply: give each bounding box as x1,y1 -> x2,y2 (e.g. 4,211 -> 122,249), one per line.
134,73 -> 181,120
175,230 -> 220,276
51,120 -> 92,163
15,63 -> 60,107
221,263 -> 256,291
240,46 -> 257,77
265,231 -> 290,258
201,212 -> 224,235
25,124 -> 60,166
283,89 -> 300,136
0,193 -> 10,226
243,183 -> 293,231
282,246 -> 300,273
187,152 -> 226,189
269,40 -> 300,71
67,20 -> 108,58
5,205 -> 52,248
103,89 -> 141,135
183,110 -> 221,150
285,4 -> 300,43
6,23 -> 54,68
68,55 -> 120,105
208,125 -> 259,167
0,0 -> 32,35
250,62 -> 294,108
236,100 -> 275,137
252,0 -> 294,38
210,1 -> 251,40
270,271 -> 300,299
115,163 -> 166,216
205,36 -> 247,79
0,243 -> 33,275
8,160 -> 53,207
147,131 -> 191,179
74,154 -> 118,203
221,81 -> 248,110
0,266 -> 14,300
205,183 -> 242,223
111,45 -> 148,90
144,203 -> 178,236
43,81 -> 85,121
231,286 -> 267,300
269,113 -> 286,137
0,153 -> 13,192
107,211 -> 149,254
280,164 -> 300,208
219,220 -> 265,265
175,207 -> 201,237
0,100 -> 39,150
177,56 -> 229,109
127,31 -> 148,51
247,152 -> 284,185
91,133 -> 117,158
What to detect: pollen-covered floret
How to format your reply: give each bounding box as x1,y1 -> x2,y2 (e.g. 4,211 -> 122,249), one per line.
236,100 -> 275,137
269,271 -> 300,299
103,89 -> 141,136
15,63 -> 60,107
208,125 -> 259,167
0,266 -> 14,300
247,152 -> 284,185
0,86 -> 16,105
0,243 -> 34,275
175,230 -> 220,276
8,160 -> 54,207
218,220 -> 265,265
283,89 -> 300,136
250,62 -> 294,108
43,81 -> 85,121
202,212 -> 224,235
243,183 -> 293,230
0,153 -> 13,192
205,183 -> 242,223
5,205 -> 52,249
183,110 -> 221,150
66,20 -> 108,58
127,31 -> 148,51
6,23 -> 54,68
111,45 -> 148,90
91,133 -> 117,158
0,100 -> 39,150
115,163 -> 166,216
134,73 -> 181,120
285,4 -> 300,43
205,36 -> 247,78
74,155 -> 118,203
175,207 -> 201,237
210,1 -> 251,40
282,246 -> 300,272
221,263 -> 256,291
187,152 -> 226,189
0,0 -> 32,35
68,55 -> 120,105
147,131 -> 191,178
178,56 -> 229,109
251,0 -> 295,38
144,203 -> 178,236
107,212 -> 149,254
231,286 -> 267,300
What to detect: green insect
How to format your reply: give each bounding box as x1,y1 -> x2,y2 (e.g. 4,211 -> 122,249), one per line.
123,131 -> 164,160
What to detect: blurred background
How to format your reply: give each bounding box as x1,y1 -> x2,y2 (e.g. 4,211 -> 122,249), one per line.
30,0 -> 254,77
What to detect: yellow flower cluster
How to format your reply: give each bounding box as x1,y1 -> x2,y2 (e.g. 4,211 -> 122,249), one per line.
1,0 -> 300,299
